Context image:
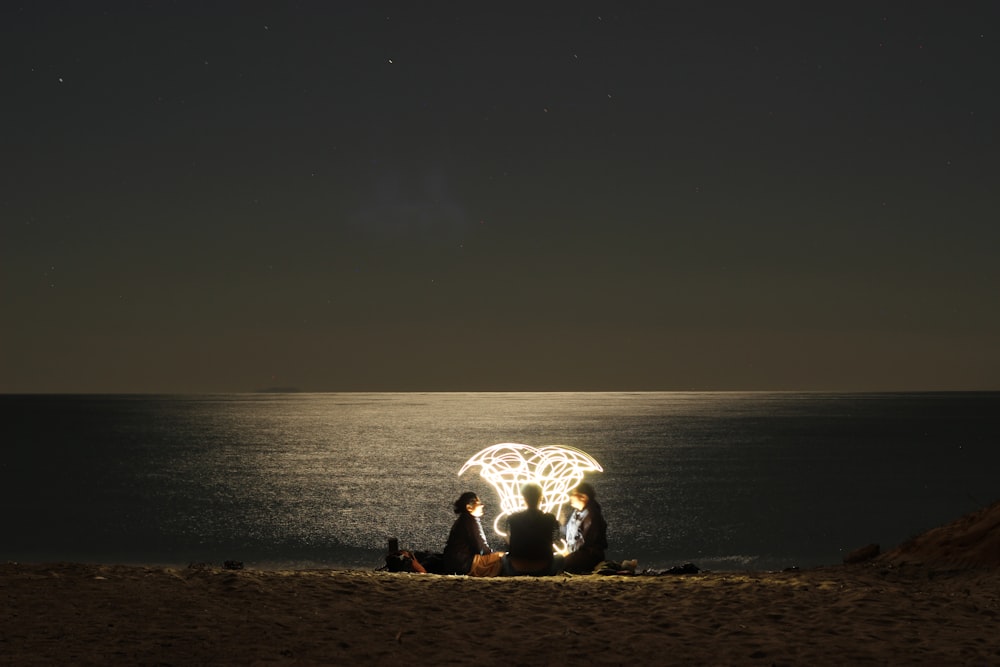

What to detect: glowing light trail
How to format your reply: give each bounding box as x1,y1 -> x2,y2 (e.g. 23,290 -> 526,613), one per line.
459,443 -> 603,537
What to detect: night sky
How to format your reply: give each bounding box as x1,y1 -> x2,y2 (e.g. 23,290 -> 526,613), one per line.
4,3 -> 998,393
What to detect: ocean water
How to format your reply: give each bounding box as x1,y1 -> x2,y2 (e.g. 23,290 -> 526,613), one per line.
1,392 -> 998,572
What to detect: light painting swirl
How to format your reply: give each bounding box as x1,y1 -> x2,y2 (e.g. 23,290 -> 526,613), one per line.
459,443 -> 603,537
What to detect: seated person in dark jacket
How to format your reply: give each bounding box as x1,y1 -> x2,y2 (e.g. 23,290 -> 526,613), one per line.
502,483 -> 561,576
561,482 -> 608,573
443,492 -> 504,576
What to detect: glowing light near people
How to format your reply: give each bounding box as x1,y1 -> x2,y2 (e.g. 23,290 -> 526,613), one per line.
459,443 -> 603,537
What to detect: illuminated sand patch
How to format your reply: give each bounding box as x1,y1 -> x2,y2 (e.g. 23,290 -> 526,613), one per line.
459,443 -> 603,537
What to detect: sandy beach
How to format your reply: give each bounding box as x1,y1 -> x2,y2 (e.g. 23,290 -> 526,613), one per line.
3,502 -> 999,666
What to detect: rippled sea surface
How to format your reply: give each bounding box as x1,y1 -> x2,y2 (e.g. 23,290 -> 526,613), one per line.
2,392 -> 998,571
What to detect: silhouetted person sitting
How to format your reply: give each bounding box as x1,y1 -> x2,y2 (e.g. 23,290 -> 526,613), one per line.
502,483 -> 561,576
562,482 -> 608,573
443,491 -> 504,576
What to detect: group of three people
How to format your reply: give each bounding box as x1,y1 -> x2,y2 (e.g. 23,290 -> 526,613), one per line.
442,482 -> 608,577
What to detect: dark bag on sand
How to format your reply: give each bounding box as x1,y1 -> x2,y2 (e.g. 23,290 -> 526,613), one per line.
385,552 -> 415,572
384,550 -> 429,573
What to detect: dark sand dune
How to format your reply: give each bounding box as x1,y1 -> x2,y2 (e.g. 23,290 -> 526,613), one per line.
880,499 -> 1000,570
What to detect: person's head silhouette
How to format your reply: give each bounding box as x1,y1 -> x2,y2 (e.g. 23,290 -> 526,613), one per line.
520,483 -> 542,509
